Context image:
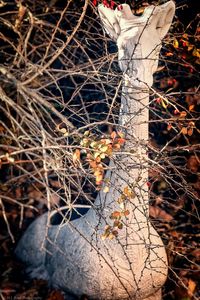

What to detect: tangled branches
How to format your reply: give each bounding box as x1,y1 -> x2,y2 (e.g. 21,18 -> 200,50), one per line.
0,0 -> 200,299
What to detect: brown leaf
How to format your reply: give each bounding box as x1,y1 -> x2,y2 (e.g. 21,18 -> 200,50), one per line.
187,155 -> 199,172
73,149 -> 80,164
49,179 -> 62,189
47,290 -> 64,300
110,211 -> 121,219
149,206 -> 173,222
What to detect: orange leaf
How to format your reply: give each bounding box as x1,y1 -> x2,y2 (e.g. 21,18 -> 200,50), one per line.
122,210 -> 130,217
181,127 -> 188,135
187,128 -> 193,136
189,104 -> 195,111
188,279 -> 196,297
110,211 -> 121,219
117,138 -> 125,144
167,124 -> 172,131
165,52 -> 173,57
110,131 -> 117,140
179,111 -> 187,118
113,143 -> 121,150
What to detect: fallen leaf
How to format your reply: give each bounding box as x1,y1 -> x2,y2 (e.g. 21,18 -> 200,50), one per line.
47,290 -> 64,300
149,206 -> 173,222
187,155 -> 199,172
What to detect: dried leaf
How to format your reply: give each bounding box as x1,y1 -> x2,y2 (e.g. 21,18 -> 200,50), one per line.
90,141 -> 98,148
73,149 -> 80,164
47,290 -> 65,300
123,186 -> 135,198
181,127 -> 188,135
188,279 -> 196,297
189,104 -> 195,111
110,131 -> 117,140
122,209 -> 130,217
161,98 -> 168,109
110,211 -> 121,219
84,130 -> 90,136
100,145 -> 108,152
187,155 -> 199,172
192,48 -> 200,58
179,111 -> 187,118
187,128 -> 193,136
116,138 -> 125,145
149,206 -> 173,222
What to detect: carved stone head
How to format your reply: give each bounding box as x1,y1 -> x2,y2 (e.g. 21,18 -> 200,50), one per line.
98,1 -> 175,87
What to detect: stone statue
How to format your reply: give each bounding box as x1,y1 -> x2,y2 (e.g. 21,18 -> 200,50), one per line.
15,2 -> 175,299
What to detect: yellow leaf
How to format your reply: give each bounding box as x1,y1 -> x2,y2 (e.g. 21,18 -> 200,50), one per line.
108,233 -> 115,240
80,138 -> 89,147
60,127 -> 67,134
94,151 -> 100,159
117,131 -> 125,138
123,186 -> 135,198
173,38 -> 179,48
100,145 -> 108,152
100,153 -> 106,159
101,138 -> 111,145
192,48 -> 200,58
90,141 -> 98,148
105,225 -> 111,231
161,99 -> 168,109
103,186 -> 110,193
84,130 -> 90,136
119,202 -> 125,209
